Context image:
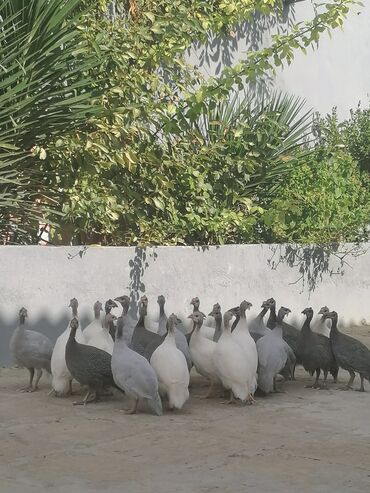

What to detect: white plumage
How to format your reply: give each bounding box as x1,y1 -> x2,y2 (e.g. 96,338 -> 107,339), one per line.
213,311 -> 250,402
87,312 -> 114,355
83,301 -> 103,344
189,312 -> 219,397
51,298 -> 85,396
150,314 -> 189,410
231,301 -> 258,398
313,306 -> 331,338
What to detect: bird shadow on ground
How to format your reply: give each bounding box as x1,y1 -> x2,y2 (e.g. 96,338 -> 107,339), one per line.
127,246 -> 158,319
267,243 -> 369,294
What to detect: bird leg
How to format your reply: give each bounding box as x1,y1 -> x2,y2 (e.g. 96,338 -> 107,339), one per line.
73,390 -> 97,406
290,363 -> 296,381
124,398 -> 139,414
273,376 -> 285,393
68,380 -> 73,395
355,375 -> 365,392
305,369 -> 322,389
247,394 -> 256,405
221,390 -> 236,404
19,368 -> 35,392
200,381 -> 215,399
338,371 -> 355,391
30,369 -> 42,392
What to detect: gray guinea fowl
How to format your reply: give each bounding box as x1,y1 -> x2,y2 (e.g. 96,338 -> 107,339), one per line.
248,299 -> 271,342
130,296 -> 162,357
65,317 -> 115,405
325,311 -> 370,392
297,307 -> 338,388
114,295 -> 137,343
256,307 -> 291,394
9,307 -> 53,392
112,317 -> 162,415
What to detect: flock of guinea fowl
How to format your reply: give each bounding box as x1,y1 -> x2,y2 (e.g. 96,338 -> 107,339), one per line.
9,293 -> 370,415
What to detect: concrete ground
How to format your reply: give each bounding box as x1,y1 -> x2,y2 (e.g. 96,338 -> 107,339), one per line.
1,328 -> 370,493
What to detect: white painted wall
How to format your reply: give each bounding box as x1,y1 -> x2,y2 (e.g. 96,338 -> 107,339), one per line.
1,243 -> 369,365
187,1 -> 370,119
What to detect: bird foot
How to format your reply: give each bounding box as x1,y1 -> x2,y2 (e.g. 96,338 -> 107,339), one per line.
19,386 -> 38,393
338,386 -> 353,391
355,387 -> 365,392
247,394 -> 256,405
123,407 -> 137,415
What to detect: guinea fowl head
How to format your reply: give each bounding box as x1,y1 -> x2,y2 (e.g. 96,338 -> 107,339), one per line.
166,313 -> 178,333
69,298 -> 78,308
268,298 -> 276,309
261,299 -> 271,309
93,301 -> 103,315
302,307 -> 314,319
223,310 -> 234,328
114,295 -> 130,307
69,317 -> 79,334
19,307 -> 28,323
323,310 -> 338,323
278,306 -> 291,321
318,306 -> 330,315
190,297 -> 200,310
188,311 -> 204,329
208,302 -> 221,316
157,295 -> 166,306
105,299 -> 118,313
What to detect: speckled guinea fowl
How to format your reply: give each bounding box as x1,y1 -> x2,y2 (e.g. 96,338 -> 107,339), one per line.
10,308 -> 53,392
297,308 -> 338,389
325,311 -> 370,392
157,295 -> 168,336
65,317 -> 115,405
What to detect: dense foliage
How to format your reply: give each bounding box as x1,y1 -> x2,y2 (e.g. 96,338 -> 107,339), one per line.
0,0 -> 366,245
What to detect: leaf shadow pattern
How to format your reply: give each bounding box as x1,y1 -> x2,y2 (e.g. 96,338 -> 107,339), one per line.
190,4 -> 297,98
267,243 -> 369,294
127,246 -> 158,319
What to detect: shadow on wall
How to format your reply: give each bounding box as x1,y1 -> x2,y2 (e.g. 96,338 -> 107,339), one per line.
190,4 -> 297,98
127,246 -> 158,318
0,312 -> 90,367
268,243 -> 369,293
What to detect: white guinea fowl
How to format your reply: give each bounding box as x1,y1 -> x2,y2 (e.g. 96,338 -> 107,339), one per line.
50,298 -> 85,396
191,297 -> 215,340
313,306 -> 331,338
256,307 -> 291,394
189,310 -> 220,399
87,312 -> 115,355
82,301 -> 103,344
212,311 -> 250,403
231,300 -> 258,401
150,313 -> 190,410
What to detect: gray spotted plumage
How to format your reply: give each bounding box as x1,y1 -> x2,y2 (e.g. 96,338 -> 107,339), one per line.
65,317 -> 115,405
9,307 -> 53,391
112,317 -> 162,415
297,308 -> 338,388
326,311 -> 370,391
